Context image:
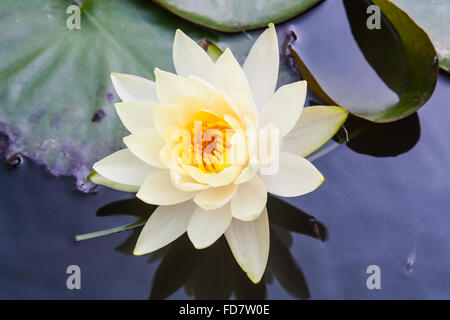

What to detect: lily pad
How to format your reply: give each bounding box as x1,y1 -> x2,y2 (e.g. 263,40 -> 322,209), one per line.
281,0 -> 439,123
391,0 -> 450,73
153,0 -> 323,32
0,0 -> 256,192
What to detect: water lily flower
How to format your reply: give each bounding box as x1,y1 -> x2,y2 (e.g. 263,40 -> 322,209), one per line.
91,23 -> 347,283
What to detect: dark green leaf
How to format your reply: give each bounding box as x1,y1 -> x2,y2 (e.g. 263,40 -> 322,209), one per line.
0,0 -> 255,191
283,0 -> 439,123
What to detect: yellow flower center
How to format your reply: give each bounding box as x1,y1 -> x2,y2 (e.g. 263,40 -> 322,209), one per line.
181,110 -> 235,174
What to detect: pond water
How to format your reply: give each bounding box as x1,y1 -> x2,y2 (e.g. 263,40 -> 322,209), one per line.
0,0 -> 449,299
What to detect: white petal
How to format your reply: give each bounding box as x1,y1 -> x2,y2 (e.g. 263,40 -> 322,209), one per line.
110,72 -> 157,102
243,23 -> 279,110
230,89 -> 258,127
231,175 -> 267,221
187,204 -> 232,249
182,164 -> 242,187
170,171 -> 210,192
225,207 -> 269,284
259,81 -> 307,136
261,152 -> 324,197
282,106 -> 348,158
258,122 -> 283,168
176,95 -> 209,125
181,164 -> 209,185
213,48 -> 252,100
185,76 -> 218,102
115,101 -> 156,133
92,148 -> 156,186
173,29 -> 214,81
123,128 -> 166,168
159,143 -> 187,176
154,68 -> 186,104
194,184 -> 238,210
137,170 -> 197,205
208,93 -> 242,122
134,201 -> 196,255
205,165 -> 243,187
234,158 -> 260,185
152,105 -> 179,138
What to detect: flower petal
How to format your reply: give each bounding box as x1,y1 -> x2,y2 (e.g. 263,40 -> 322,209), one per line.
187,204 -> 232,249
181,163 -> 243,187
259,81 -> 307,136
282,106 -> 348,158
137,170 -> 197,205
205,165 -> 243,187
176,95 -> 208,125
115,101 -> 156,133
123,128 -> 166,168
261,152 -> 324,197
110,72 -> 157,102
154,68 -> 186,104
225,207 -> 269,284
92,148 -> 156,186
213,48 -> 252,100
159,143 -> 187,176
231,175 -> 267,221
258,122 -> 282,168
194,183 -> 238,210
208,93 -> 242,122
185,76 -> 218,102
152,105 -> 179,138
170,171 -> 209,192
230,89 -> 258,127
134,201 -> 196,255
173,29 -> 214,81
234,158 -> 260,185
242,23 -> 279,110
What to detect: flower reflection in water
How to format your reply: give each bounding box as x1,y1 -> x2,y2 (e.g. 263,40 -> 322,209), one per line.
96,195 -> 327,299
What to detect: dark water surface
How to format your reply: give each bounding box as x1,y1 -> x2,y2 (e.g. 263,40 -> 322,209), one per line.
1,1 -> 450,299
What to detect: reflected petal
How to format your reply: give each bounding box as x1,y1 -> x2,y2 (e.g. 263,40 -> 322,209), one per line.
225,207 -> 269,284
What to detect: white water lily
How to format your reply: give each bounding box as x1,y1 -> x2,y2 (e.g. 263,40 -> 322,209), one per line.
91,24 -> 347,283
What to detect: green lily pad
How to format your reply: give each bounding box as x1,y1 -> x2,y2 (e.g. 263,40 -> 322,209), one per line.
0,0 -> 256,192
153,0 -> 323,32
283,0 -> 439,123
391,0 -> 450,73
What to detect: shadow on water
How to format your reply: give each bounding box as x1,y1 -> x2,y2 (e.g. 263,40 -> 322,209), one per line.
96,195 -> 327,300
333,112 -> 421,157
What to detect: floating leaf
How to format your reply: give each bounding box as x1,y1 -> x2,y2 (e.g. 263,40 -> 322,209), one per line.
0,0 -> 256,192
391,0 -> 450,73
282,0 -> 439,123
153,0 -> 324,32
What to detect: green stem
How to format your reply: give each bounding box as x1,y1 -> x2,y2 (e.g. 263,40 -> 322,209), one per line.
75,218 -> 146,241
